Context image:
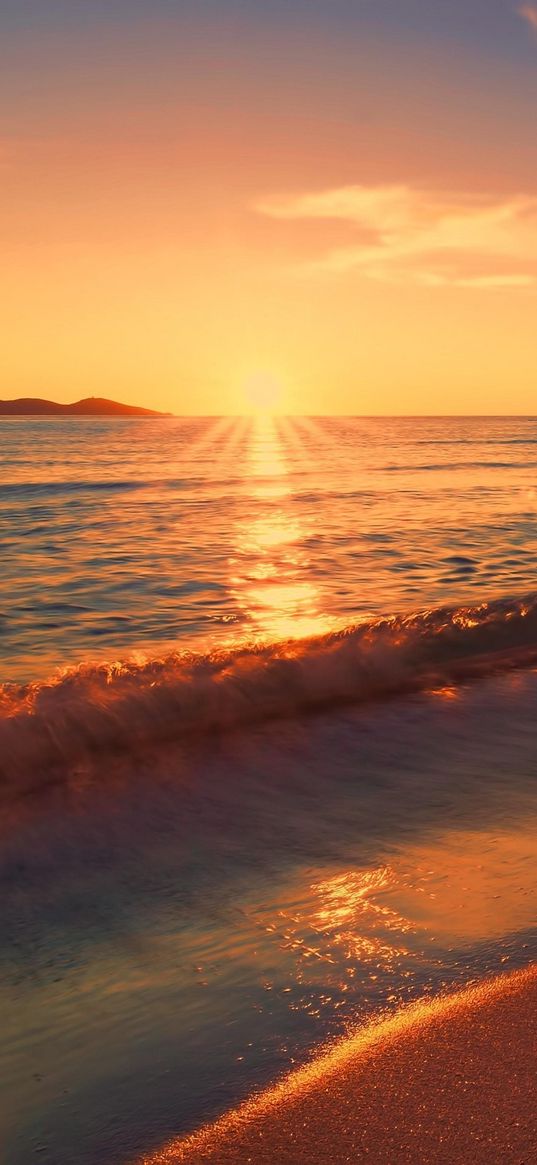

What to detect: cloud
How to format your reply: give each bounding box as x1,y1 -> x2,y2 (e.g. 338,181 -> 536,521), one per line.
519,4 -> 537,33
256,184 -> 537,289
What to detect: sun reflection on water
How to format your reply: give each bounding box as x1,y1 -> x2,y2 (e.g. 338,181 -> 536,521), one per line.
228,416 -> 334,642
312,869 -> 414,964
239,816 -> 537,1036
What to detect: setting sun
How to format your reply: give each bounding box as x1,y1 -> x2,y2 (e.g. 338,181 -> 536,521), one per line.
3,6 -> 537,1165
241,371 -> 285,415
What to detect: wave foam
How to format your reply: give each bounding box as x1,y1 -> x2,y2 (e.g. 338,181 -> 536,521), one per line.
2,593 -> 537,798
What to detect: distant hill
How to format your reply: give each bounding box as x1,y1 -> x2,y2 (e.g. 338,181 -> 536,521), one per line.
0,396 -> 172,417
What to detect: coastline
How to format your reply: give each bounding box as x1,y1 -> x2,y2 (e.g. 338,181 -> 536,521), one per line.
143,964 -> 537,1164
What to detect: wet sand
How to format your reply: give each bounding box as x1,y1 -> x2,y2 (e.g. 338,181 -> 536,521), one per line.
142,965 -> 537,1164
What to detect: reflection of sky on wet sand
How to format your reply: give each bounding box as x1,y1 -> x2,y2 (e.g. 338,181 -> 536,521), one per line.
388,824 -> 537,942
3,817 -> 537,1164
237,818 -> 537,1029
228,416 -> 335,641
4,665 -> 537,1164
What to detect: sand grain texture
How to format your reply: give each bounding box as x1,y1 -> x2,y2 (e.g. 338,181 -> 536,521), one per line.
147,967 -> 537,1164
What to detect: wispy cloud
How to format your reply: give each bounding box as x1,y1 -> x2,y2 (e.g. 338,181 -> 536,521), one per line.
257,185 -> 537,289
519,4 -> 537,33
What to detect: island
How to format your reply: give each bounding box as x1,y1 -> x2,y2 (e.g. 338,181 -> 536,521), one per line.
0,396 -> 172,417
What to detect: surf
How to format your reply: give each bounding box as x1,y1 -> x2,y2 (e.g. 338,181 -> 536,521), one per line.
1,591 -> 537,800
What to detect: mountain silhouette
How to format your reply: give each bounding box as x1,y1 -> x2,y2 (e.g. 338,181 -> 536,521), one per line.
0,396 -> 172,416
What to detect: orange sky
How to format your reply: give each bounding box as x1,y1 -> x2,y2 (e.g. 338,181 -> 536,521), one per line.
2,3 -> 537,414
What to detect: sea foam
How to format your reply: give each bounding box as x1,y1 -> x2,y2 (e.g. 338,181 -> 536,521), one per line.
1,593 -> 537,799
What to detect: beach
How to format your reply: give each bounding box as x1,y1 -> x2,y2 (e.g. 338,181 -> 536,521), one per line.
2,416 -> 537,1164
4,0 -> 537,1159
149,966 -> 537,1164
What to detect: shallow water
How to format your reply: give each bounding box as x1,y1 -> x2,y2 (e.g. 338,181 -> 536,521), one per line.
2,669 -> 537,1164
1,416 -> 537,1163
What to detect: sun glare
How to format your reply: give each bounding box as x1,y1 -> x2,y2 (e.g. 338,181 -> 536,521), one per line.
241,371 -> 284,415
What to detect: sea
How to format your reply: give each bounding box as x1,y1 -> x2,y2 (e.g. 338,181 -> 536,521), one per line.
1,415 -> 537,1163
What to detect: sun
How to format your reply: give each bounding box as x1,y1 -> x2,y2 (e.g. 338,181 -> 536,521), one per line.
241,371 -> 284,415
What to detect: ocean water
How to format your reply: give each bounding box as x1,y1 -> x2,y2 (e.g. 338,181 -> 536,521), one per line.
2,415 -> 537,1164
3,414 -> 537,680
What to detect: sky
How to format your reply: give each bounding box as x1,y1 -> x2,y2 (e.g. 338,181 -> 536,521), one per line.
1,0 -> 537,414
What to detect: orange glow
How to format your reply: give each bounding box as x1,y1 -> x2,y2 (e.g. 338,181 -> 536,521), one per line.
241,371 -> 285,416
311,869 -> 413,963
232,812 -> 537,1038
135,966 -> 537,1163
3,17 -> 537,414
428,685 -> 460,700
389,825 -> 537,943
227,417 -> 334,641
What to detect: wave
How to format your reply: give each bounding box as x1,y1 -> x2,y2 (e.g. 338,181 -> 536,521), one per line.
0,471 -> 305,502
0,478 -> 197,499
1,593 -> 537,800
384,460 -> 537,472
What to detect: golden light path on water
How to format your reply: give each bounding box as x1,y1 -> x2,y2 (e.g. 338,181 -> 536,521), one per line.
227,415 -> 335,643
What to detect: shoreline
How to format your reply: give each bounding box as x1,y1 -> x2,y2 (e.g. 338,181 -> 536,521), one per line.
141,964 -> 537,1163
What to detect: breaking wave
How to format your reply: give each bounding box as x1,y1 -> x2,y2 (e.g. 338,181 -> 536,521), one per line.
1,593 -> 537,799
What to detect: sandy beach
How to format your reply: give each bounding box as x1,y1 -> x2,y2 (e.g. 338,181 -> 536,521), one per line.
4,2 -> 537,1160
144,965 -> 537,1164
